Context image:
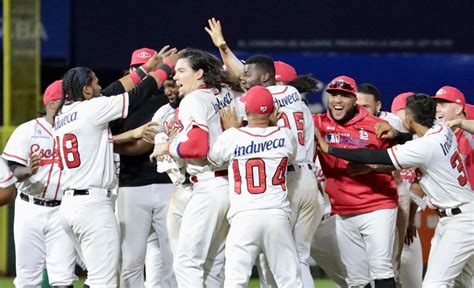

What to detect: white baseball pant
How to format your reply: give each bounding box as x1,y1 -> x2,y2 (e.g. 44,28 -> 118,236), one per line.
60,188 -> 120,288
423,211 -> 474,287
258,165 -> 322,288
13,197 -> 77,287
225,209 -> 302,288
336,208 -> 397,287
116,183 -> 176,288
454,257 -> 474,288
144,230 -> 162,288
173,176 -> 229,288
393,193 -> 411,286
167,183 -> 193,255
400,229 -> 423,288
311,214 -> 348,288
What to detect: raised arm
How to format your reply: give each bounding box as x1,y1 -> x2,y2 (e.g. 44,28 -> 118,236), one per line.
205,18 -> 244,80
447,119 -> 474,134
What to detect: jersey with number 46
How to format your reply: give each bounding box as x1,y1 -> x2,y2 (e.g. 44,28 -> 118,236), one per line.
209,126 -> 296,219
53,94 -> 129,190
267,85 -> 314,164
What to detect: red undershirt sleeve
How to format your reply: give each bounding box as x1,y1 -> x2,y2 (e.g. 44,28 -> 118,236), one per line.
176,126 -> 209,159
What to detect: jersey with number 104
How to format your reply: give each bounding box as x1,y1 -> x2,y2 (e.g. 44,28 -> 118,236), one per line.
208,126 -> 296,219
171,87 -> 236,176
388,124 -> 474,209
267,85 -> 315,165
53,94 -> 129,190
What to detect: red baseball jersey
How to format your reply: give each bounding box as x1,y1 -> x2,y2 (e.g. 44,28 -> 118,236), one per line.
313,106 -> 398,215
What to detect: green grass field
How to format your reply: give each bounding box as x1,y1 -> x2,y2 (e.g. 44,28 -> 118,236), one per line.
0,277 -> 336,287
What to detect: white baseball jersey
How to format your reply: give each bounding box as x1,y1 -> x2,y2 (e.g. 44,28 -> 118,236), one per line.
208,126 -> 296,219
53,94 -> 129,190
3,118 -> 63,200
388,124 -> 474,209
169,87 -> 236,176
152,103 -> 176,135
267,85 -> 314,164
0,157 -> 16,188
379,111 -> 403,131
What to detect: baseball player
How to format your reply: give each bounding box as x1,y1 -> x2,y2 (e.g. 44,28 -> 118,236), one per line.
316,94 -> 474,287
432,86 -> 474,288
356,83 -> 411,287
53,49 -> 173,287
313,76 -> 398,288
2,80 -> 78,288
206,20 -> 321,286
149,49 -> 236,287
0,157 -> 17,206
391,92 -> 424,288
208,85 -> 302,287
108,48 -> 177,288
150,77 -> 192,256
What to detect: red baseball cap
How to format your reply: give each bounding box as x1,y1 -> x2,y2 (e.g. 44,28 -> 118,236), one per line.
391,92 -> 415,113
326,75 -> 357,96
240,86 -> 274,115
274,61 -> 297,82
130,48 -> 156,67
432,86 -> 465,108
43,80 -> 63,105
465,104 -> 474,120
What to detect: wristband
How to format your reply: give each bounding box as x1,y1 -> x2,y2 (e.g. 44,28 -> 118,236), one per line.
159,63 -> 172,75
163,60 -> 175,70
140,64 -> 151,73
153,69 -> 168,84
129,71 -> 142,85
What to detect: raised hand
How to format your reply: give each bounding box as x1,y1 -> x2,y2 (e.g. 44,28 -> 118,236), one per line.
145,45 -> 177,71
204,18 -> 227,49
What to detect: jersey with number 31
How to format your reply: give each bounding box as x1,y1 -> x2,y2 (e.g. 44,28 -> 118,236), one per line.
209,126 -> 296,219
53,94 -> 129,190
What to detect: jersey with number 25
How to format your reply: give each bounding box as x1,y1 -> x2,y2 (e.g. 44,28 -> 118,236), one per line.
209,126 -> 296,219
53,94 -> 129,190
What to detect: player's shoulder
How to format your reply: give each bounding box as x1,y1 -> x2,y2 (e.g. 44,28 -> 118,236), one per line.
153,103 -> 173,119
14,119 -> 37,131
379,111 -> 402,129
267,84 -> 299,95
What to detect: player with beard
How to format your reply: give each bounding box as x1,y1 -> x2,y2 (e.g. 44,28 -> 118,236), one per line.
313,76 -> 398,288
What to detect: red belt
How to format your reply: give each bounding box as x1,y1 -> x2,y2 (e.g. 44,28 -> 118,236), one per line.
190,170 -> 228,183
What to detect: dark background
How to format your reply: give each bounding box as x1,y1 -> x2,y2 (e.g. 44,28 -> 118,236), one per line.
3,0 -> 474,110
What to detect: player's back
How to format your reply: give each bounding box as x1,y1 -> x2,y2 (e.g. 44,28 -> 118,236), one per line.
224,126 -> 296,219
267,85 -> 314,164
176,87 -> 235,176
54,95 -> 128,190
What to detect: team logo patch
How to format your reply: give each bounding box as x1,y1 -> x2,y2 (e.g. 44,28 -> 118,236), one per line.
137,52 -> 151,59
260,105 -> 268,113
359,128 -> 369,141
436,89 -> 446,95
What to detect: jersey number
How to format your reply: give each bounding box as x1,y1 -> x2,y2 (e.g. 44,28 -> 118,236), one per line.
450,151 -> 468,186
280,112 -> 304,145
56,134 -> 81,169
232,157 -> 288,194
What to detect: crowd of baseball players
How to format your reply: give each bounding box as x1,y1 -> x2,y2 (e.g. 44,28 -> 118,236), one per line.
0,18 -> 473,288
